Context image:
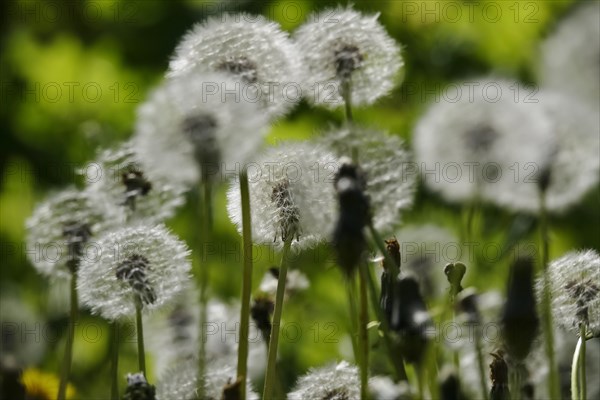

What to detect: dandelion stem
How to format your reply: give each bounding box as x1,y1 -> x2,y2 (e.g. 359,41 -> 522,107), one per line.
358,263 -> 370,400
346,279 -> 359,362
197,179 -> 213,399
57,272 -> 78,400
135,299 -> 146,376
571,333 -> 582,400
237,169 -> 253,400
263,238 -> 292,400
110,322 -> 119,400
579,324 -> 587,400
341,79 -> 354,124
539,189 -> 560,400
474,328 -> 489,400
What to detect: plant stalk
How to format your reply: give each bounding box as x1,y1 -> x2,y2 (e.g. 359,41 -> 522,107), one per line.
579,324 -> 587,400
262,239 -> 292,400
57,272 -> 78,400
358,264 -> 369,400
134,299 -> 146,376
110,322 -> 119,400
237,170 -> 253,400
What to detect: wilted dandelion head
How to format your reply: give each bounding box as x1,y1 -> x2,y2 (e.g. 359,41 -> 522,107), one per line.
413,78 -> 555,205
539,1 -> 600,108
539,249 -> 600,336
288,361 -> 360,400
318,127 -> 415,234
168,13 -> 302,119
77,224 -> 191,321
156,359 -> 259,400
227,141 -> 338,251
84,141 -> 186,224
490,91 -> 599,213
294,6 -> 403,108
133,72 -> 268,186
26,187 -> 108,279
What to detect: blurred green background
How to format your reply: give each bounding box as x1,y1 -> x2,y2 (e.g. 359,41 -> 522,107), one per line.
1,0 -> 599,398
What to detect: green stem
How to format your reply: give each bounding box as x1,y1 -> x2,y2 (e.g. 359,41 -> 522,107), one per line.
358,265 -> 369,400
197,180 -> 213,398
57,273 -> 78,400
579,324 -> 587,400
346,280 -> 359,362
237,170 -> 253,400
341,79 -> 354,124
262,239 -> 292,400
362,261 -> 408,381
539,190 -> 560,400
110,322 -> 119,400
135,299 -> 146,376
571,334 -> 582,400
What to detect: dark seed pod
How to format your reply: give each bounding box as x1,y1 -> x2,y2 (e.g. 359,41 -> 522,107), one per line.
121,164 -> 152,212
332,161 -> 370,276
250,295 -> 274,343
390,277 -> 432,364
221,377 -> 242,400
123,373 -> 156,400
501,256 -> 539,361
116,254 -> 157,306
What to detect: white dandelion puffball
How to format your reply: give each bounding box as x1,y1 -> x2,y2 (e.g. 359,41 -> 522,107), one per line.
539,1 -> 600,108
294,6 -> 403,108
156,358 -> 259,400
502,91 -> 598,213
227,141 -> 338,251
133,72 -> 269,187
395,224 -> 461,299
77,224 -> 192,321
26,187 -> 109,279
413,78 -> 556,206
259,268 -> 309,297
169,13 -> 302,119
83,141 -> 186,224
538,249 -> 600,336
369,376 -> 412,400
318,127 -> 416,234
148,294 -> 266,379
288,361 -> 361,400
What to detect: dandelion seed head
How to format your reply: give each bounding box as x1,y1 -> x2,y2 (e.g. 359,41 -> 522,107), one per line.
77,224 -> 192,321
168,14 -> 302,119
133,72 -> 268,186
84,141 -> 186,224
539,1 -> 600,108
25,187 -> 108,279
156,359 -> 259,400
318,127 -> 415,234
369,376 -> 412,400
413,78 -> 556,205
294,6 -> 403,107
500,91 -> 599,213
288,361 -> 360,400
227,142 -> 338,251
539,249 -> 600,335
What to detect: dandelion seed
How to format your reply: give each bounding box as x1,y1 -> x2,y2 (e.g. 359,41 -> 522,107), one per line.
294,6 -> 403,108
156,359 -> 259,400
539,1 -> 600,108
288,361 -> 360,400
168,14 -> 302,119
25,187 -> 108,279
318,127 -> 416,234
83,141 -> 186,223
133,72 -> 268,186
77,224 -> 192,321
413,78 -> 555,206
227,142 -> 338,251
538,249 -> 600,336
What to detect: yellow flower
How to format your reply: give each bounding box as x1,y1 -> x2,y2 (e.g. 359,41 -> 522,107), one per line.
20,368 -> 76,400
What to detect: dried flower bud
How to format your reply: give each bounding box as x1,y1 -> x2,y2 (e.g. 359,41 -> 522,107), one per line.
222,378 -> 242,400
489,351 -> 510,400
382,238 -> 401,272
501,256 -> 539,360
250,295 -> 274,343
439,368 -> 468,400
123,373 -> 156,400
